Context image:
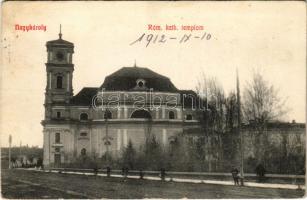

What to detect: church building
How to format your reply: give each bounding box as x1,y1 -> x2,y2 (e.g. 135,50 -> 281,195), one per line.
42,32 -> 202,168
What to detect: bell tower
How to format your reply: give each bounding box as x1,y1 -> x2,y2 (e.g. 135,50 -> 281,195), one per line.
44,25 -> 74,119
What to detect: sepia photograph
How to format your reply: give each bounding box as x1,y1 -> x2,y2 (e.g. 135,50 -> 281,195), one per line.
1,1 -> 306,199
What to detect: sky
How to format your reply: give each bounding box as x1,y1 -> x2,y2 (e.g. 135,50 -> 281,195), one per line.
1,1 -> 306,147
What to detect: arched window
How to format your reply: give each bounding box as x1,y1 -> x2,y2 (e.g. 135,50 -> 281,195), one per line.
169,111 -> 175,119
81,148 -> 86,156
55,133 -> 60,143
131,109 -> 152,119
56,76 -> 63,89
56,111 -> 61,119
104,110 -> 112,119
186,114 -> 193,120
80,113 -> 88,121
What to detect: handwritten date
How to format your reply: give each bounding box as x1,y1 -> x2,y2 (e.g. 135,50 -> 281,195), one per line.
130,32 -> 212,47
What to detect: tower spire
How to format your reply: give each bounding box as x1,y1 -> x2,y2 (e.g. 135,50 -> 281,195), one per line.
59,24 -> 62,39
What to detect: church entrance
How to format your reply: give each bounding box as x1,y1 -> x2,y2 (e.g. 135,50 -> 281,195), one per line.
54,154 -> 61,168
131,109 -> 152,119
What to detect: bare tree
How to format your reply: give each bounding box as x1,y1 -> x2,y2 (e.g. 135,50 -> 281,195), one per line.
196,73 -> 226,171
242,70 -> 288,130
196,74 -> 225,109
242,70 -> 288,165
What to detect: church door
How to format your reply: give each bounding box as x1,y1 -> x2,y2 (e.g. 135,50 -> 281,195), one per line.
54,154 -> 61,168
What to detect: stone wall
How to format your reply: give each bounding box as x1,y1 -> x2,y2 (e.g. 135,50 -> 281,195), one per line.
201,123 -> 305,173
241,124 -> 305,173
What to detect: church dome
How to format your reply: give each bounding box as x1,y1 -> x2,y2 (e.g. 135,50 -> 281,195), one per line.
100,66 -> 178,92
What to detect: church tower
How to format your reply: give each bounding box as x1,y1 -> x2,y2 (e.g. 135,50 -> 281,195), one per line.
44,26 -> 74,120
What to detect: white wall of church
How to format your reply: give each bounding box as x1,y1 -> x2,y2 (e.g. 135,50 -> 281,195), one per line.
43,122 -> 183,168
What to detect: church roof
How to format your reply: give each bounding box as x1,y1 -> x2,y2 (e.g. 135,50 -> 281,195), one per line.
46,38 -> 74,47
179,90 -> 206,109
70,67 -> 198,106
70,87 -> 203,107
70,87 -> 98,106
100,66 -> 178,92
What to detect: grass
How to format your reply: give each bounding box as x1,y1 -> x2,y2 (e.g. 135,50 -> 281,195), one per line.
1,169 -> 305,199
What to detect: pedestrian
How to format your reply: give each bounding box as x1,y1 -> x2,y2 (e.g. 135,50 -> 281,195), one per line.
125,167 -> 129,178
139,169 -> 144,179
255,164 -> 266,182
106,166 -> 111,177
231,167 -> 239,186
160,168 -> 166,181
93,164 -> 98,176
121,167 -> 125,176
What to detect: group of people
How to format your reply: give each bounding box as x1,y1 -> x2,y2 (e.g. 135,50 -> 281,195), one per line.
9,158 -> 43,169
94,165 -> 267,185
231,164 -> 266,185
92,166 -> 166,180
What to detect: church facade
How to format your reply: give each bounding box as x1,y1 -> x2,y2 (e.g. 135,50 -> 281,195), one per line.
42,33 -> 202,168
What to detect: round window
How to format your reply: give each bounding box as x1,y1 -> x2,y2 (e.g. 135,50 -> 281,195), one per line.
138,81 -> 144,87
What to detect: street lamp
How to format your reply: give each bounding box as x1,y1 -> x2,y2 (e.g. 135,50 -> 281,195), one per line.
9,134 -> 12,169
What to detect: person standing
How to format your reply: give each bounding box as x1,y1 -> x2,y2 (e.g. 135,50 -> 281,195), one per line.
160,168 -> 166,181
231,167 -> 239,185
255,164 -> 266,182
106,166 -> 111,177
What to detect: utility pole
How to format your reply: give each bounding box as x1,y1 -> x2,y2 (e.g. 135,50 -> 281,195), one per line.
9,135 -> 12,169
104,108 -> 111,165
105,114 -> 109,163
19,141 -> 22,157
205,77 -> 212,172
237,69 -> 244,185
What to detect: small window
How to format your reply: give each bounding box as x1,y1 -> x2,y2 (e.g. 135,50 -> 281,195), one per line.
55,147 -> 60,152
138,81 -> 144,87
80,113 -> 88,121
80,132 -> 87,137
56,76 -> 63,89
56,52 -> 64,61
81,148 -> 86,156
186,114 -> 193,120
136,79 -> 146,88
104,110 -> 112,119
56,111 -> 61,118
55,133 -> 60,143
169,111 -> 175,119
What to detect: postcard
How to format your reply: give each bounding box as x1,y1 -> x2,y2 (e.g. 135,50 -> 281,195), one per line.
1,1 -> 306,199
